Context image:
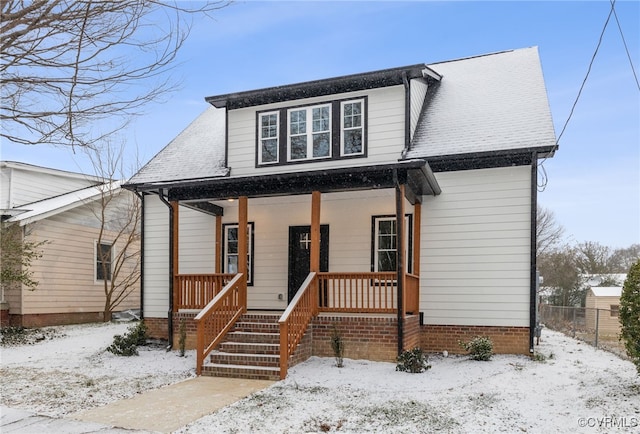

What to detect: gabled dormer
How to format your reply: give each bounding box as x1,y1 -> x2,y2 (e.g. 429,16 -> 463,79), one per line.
205,64 -> 442,177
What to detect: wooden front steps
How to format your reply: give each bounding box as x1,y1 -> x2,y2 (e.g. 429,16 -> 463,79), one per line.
201,312 -> 281,381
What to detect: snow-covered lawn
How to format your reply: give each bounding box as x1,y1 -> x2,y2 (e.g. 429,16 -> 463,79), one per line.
0,322 -> 196,417
1,322 -> 638,433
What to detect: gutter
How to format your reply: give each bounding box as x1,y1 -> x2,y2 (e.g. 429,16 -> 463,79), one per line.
157,189 -> 175,350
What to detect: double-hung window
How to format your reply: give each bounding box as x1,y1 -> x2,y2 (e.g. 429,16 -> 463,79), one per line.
341,99 -> 364,156
222,223 -> 254,285
258,111 -> 279,164
288,104 -> 331,161
372,215 -> 413,273
256,97 -> 366,166
96,242 -> 112,282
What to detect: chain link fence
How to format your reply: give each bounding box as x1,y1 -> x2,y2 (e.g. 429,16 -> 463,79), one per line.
539,304 -> 626,358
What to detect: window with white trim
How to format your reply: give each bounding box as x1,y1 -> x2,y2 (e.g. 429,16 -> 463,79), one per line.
222,222 -> 254,285
96,242 -> 112,281
258,111 -> 279,164
256,97 -> 367,167
341,99 -> 364,156
372,215 -> 413,273
288,104 -> 331,161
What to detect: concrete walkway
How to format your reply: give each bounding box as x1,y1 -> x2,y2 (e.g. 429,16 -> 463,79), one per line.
2,377 -> 274,434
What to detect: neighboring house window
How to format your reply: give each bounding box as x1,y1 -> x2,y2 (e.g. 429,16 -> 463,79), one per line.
96,242 -> 112,281
341,99 -> 364,156
610,305 -> 619,317
288,104 -> 331,161
259,111 -> 279,164
256,97 -> 367,167
222,222 -> 254,285
372,215 -> 413,273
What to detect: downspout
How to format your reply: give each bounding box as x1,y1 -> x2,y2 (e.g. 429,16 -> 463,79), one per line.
157,189 -> 174,350
401,72 -> 411,156
394,169 -> 405,355
529,153 -> 538,354
132,190 -> 145,320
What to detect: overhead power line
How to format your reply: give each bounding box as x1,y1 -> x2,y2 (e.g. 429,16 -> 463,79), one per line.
610,0 -> 640,91
555,0 -> 616,146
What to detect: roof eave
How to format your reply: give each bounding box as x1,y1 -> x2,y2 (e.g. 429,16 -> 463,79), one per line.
205,64 -> 440,110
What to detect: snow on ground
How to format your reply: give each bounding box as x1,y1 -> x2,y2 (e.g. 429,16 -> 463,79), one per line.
1,323 -> 638,433
0,322 -> 196,417
178,330 -> 639,434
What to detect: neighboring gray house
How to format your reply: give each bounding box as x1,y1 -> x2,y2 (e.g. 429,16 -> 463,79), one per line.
125,47 -> 557,379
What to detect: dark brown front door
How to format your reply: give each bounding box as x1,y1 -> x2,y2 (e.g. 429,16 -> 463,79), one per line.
288,225 -> 329,302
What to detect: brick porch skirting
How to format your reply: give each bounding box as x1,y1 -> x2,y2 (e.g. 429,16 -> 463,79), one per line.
421,324 -> 530,355
311,314 -> 421,363
144,317 -> 169,340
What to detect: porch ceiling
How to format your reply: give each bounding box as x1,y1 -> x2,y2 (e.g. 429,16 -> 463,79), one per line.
162,160 -> 440,205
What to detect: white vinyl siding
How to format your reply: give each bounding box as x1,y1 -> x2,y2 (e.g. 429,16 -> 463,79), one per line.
177,206 -> 216,274
143,195 -> 170,318
409,78 -> 428,141
420,166 -> 532,327
228,85 -> 405,176
213,190 -> 406,309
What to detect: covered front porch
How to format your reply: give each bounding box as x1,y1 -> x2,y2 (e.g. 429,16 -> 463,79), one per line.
151,161 -> 440,379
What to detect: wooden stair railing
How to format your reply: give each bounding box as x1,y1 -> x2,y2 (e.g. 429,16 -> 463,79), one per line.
278,272 -> 317,380
194,273 -> 246,375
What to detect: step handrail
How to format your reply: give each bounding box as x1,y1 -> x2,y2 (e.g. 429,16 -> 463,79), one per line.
194,273 -> 246,375
278,272 -> 317,379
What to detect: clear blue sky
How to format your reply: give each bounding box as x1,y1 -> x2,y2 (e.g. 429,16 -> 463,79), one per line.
2,1 -> 639,249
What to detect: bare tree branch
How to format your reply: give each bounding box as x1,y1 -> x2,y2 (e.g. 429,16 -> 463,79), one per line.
1,0 -> 231,149
536,205 -> 565,256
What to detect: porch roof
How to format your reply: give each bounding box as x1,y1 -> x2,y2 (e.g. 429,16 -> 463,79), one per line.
129,160 -> 440,205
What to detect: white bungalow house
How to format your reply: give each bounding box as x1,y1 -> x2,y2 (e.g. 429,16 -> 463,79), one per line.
0,161 -> 140,327
124,47 -> 557,380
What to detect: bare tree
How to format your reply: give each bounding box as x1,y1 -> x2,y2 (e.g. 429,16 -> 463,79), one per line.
1,0 -> 230,149
538,246 -> 586,306
575,241 -> 616,275
536,205 -> 565,256
610,244 -> 640,273
87,143 -> 142,321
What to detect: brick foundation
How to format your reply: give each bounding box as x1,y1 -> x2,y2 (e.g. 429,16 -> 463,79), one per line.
421,324 -> 530,355
172,311 -> 199,350
144,317 -> 169,340
9,311 -> 104,327
1,303 -> 9,327
288,325 -> 313,369
311,314 -> 420,362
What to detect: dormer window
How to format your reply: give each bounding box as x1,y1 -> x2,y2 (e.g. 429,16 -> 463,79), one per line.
257,97 -> 367,167
341,99 -> 364,156
258,111 -> 279,164
288,104 -> 331,161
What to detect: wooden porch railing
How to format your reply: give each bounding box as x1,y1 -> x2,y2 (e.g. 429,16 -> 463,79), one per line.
194,273 -> 246,375
175,273 -> 235,310
318,272 -> 398,313
278,272 -> 317,380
